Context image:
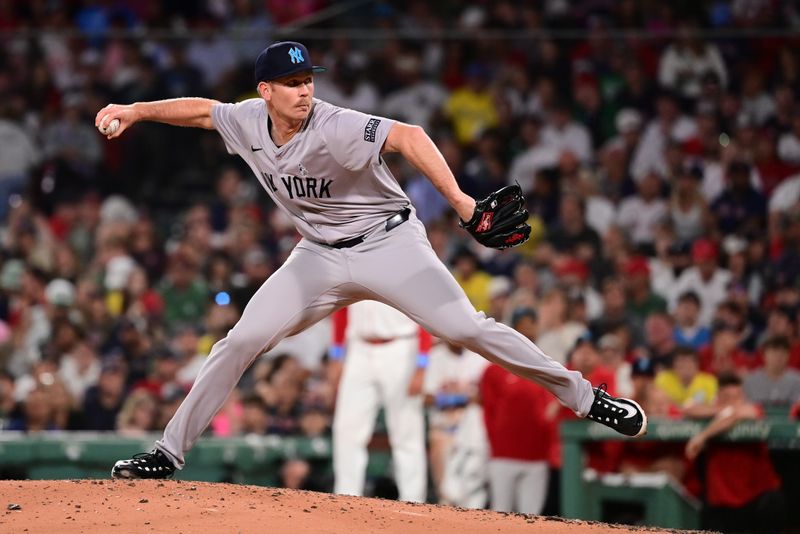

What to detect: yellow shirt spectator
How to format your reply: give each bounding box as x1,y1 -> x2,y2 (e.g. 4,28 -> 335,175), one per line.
455,271 -> 492,313
655,370 -> 718,406
452,246 -> 492,312
444,87 -> 498,145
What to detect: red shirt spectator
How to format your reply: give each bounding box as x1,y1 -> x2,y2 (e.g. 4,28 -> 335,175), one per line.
705,440 -> 780,508
698,324 -> 759,375
479,364 -> 553,462
698,343 -> 756,375
685,374 -> 783,533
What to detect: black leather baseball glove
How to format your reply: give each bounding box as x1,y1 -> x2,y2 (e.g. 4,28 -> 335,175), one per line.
459,184 -> 531,249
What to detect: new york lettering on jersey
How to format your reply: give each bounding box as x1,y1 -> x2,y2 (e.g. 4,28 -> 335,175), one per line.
261,172 -> 333,199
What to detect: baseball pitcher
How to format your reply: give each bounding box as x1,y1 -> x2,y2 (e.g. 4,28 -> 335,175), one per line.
97,41 -> 646,480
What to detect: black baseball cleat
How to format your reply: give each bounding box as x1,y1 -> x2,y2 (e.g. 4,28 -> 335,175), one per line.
111,449 -> 176,479
586,384 -> 648,437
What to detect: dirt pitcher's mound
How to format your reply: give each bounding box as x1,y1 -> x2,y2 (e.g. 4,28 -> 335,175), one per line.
0,480 -> 684,534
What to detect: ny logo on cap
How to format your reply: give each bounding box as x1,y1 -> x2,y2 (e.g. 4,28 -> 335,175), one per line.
288,47 -> 304,64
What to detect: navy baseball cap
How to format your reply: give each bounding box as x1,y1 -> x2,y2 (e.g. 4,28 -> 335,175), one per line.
254,41 -> 326,83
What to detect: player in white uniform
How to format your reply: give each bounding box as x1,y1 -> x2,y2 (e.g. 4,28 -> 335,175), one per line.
330,300 -> 430,502
100,41 -> 646,480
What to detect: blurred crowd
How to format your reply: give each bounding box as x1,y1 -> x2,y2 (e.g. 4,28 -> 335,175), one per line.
2,0 -> 800,528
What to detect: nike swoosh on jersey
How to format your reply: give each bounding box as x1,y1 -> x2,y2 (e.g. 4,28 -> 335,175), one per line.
251,145 -> 263,152
606,398 -> 638,419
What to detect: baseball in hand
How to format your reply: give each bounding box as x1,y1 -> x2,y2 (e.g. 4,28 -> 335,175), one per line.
99,118 -> 120,135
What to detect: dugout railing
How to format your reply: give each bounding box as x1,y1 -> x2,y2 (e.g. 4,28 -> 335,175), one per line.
560,418 -> 800,529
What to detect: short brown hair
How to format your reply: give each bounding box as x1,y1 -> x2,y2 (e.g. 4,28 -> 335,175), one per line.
717,372 -> 742,388
673,346 -> 698,361
761,336 -> 791,353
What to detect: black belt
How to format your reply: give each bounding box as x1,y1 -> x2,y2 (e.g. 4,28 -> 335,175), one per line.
326,208 -> 411,249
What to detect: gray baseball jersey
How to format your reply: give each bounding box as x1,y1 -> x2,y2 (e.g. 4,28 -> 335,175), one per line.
212,98 -> 409,244
154,97 -> 595,469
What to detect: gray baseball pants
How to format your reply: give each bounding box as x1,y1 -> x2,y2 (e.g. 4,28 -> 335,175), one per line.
156,213 -> 594,467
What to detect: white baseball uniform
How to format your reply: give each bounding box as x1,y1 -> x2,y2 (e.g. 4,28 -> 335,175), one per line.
331,300 -> 429,502
154,97 -> 595,468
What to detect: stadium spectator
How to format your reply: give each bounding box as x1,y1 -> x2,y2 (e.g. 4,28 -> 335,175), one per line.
577,168 -> 617,238
710,160 -> 767,237
669,238 -> 731,327
672,291 -> 711,349
723,235 -> 763,309
6,387 -> 56,432
509,307 -> 538,344
116,389 -> 158,436
739,69 -> 775,128
650,240 -> 692,301
56,328 -> 100,403
546,193 -> 602,260
598,333 -> 633,398
597,144 -> 637,207
298,401 -> 330,439
590,277 -> 630,339
669,163 -> 709,243
443,63 -> 498,145
643,312 -> 677,370
568,333 -> 616,391
541,100 -> 592,164
507,115 -> 558,194
506,261 -> 540,314
658,21 -> 727,100
713,299 -> 757,352
631,90 -> 698,180
553,258 -> 602,321
240,393 -> 269,436
82,357 -> 128,431
450,247 -> 492,313
685,373 -> 784,534
630,357 -> 656,406
623,256 -> 667,328
131,345 -> 185,402
758,307 -> 800,369
486,276 -> 513,322
698,322 -> 754,376
264,356 -> 303,436
744,337 -> 800,408
171,324 -> 206,385
536,286 -> 587,366
157,251 -> 209,331
617,172 -> 668,249
655,346 -> 718,409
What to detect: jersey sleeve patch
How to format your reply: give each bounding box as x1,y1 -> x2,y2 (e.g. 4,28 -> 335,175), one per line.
364,118 -> 381,143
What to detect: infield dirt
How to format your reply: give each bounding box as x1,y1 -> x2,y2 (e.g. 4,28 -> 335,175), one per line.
0,480 -> 692,533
